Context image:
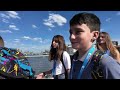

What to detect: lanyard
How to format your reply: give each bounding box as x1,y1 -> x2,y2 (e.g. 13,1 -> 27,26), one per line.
71,45 -> 96,79
52,60 -> 56,75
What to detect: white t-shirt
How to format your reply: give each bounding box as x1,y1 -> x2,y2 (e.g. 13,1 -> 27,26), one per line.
53,51 -> 71,75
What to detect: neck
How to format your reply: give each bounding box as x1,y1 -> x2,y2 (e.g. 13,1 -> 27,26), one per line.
78,44 -> 93,59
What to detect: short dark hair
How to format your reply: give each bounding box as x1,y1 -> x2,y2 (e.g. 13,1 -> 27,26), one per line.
70,12 -> 101,32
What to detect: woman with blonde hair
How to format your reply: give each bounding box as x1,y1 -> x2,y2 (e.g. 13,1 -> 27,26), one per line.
97,32 -> 120,63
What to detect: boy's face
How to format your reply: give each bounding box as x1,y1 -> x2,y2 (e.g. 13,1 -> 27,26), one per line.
69,24 -> 95,50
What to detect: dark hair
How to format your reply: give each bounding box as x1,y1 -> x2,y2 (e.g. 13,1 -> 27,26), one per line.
49,35 -> 66,61
70,12 -> 101,32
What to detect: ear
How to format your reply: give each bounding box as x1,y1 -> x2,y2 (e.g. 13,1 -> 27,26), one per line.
91,31 -> 99,42
92,31 -> 99,40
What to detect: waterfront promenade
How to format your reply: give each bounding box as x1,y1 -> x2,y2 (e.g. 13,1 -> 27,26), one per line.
25,55 -> 49,58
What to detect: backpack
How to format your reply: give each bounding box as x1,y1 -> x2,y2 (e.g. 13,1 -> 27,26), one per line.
0,47 -> 35,79
91,50 -> 104,79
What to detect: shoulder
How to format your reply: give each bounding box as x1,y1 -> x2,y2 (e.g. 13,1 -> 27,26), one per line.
63,51 -> 70,56
62,51 -> 71,60
100,54 -> 120,79
115,49 -> 120,56
101,54 -> 120,67
101,54 -> 114,64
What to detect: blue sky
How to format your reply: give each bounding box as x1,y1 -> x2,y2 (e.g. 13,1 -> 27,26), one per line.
0,11 -> 120,53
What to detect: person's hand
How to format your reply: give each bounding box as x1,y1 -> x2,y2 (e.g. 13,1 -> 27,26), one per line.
36,73 -> 44,79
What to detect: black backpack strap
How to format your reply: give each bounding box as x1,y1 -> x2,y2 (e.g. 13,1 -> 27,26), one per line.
60,52 -> 68,79
91,50 -> 104,79
70,51 -> 79,64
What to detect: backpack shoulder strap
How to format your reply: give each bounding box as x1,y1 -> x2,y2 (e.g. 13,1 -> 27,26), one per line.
91,50 -> 104,79
60,52 -> 68,79
70,51 -> 79,64
92,50 -> 104,62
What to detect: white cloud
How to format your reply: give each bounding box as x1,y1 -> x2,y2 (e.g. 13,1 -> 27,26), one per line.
9,25 -> 19,30
33,37 -> 42,41
31,38 -> 44,43
2,18 -> 9,23
116,12 -> 120,16
21,36 -> 50,44
32,24 -> 37,29
6,11 -> 21,19
106,18 -> 111,22
0,13 -> 10,19
0,11 -> 21,24
31,38 -> 50,44
43,22 -> 55,27
22,36 -> 31,40
0,30 -> 12,33
43,13 -> 67,28
14,39 -> 20,43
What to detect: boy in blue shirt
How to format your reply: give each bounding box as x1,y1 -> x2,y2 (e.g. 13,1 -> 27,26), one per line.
69,12 -> 120,79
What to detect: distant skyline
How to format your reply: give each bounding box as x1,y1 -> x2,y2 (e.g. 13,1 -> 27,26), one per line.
0,11 -> 120,53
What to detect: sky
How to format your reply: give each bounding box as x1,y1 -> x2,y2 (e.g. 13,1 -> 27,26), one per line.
0,11 -> 120,53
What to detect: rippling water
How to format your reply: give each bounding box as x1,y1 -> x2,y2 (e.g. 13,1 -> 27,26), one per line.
27,56 -> 53,75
